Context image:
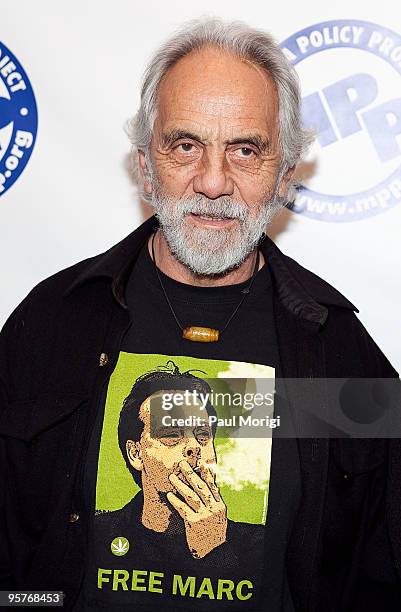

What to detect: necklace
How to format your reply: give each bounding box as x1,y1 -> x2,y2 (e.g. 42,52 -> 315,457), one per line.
151,231 -> 261,343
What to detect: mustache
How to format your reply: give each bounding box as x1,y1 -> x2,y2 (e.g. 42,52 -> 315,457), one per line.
172,196 -> 248,221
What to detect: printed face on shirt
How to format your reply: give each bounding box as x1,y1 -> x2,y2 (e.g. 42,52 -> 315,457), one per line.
125,391 -> 217,494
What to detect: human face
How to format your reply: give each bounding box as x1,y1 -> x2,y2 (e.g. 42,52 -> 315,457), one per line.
139,47 -> 291,274
126,392 -> 217,493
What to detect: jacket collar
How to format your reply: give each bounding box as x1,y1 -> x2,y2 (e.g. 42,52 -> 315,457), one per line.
65,215 -> 358,329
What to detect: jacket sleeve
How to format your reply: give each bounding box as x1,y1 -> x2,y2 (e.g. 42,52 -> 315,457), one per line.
318,308 -> 401,609
352,313 -> 401,608
352,313 -> 401,604
353,456 -> 401,609
0,301 -> 28,589
0,386 -> 13,589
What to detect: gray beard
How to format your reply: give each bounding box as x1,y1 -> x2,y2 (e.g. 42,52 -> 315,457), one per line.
150,186 -> 282,276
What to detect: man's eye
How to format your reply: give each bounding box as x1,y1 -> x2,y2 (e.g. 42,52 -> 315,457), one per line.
159,430 -> 183,446
195,429 -> 212,443
237,147 -> 255,157
176,143 -> 195,153
159,429 -> 182,440
165,430 -> 181,438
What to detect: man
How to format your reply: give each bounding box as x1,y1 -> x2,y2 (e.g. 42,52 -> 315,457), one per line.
0,17 -> 400,612
87,364 -> 265,609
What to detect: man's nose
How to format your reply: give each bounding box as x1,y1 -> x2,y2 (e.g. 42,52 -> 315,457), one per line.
192,150 -> 234,199
183,438 -> 201,461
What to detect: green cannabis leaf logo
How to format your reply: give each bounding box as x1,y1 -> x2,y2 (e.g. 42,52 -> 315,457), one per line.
111,536 -> 130,556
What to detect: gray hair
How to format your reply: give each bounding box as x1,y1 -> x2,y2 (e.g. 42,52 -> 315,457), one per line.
126,17 -> 313,202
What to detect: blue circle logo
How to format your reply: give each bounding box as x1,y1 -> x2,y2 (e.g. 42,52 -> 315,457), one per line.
0,41 -> 38,198
281,20 -> 401,221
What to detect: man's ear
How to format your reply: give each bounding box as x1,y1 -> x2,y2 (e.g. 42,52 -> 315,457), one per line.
278,165 -> 296,201
138,149 -> 153,196
126,439 -> 143,472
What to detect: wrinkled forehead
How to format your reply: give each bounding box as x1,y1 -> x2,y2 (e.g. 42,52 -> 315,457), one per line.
154,46 -> 279,139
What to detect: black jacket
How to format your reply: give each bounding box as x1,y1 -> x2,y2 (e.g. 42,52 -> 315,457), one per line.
0,216 -> 400,611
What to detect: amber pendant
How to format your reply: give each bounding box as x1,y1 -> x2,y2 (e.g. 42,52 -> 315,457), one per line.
182,326 -> 220,342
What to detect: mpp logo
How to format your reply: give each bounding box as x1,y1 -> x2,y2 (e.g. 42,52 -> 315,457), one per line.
281,20 -> 401,221
0,41 -> 37,198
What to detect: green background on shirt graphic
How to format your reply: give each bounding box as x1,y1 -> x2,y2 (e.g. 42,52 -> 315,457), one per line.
95,352 -> 274,524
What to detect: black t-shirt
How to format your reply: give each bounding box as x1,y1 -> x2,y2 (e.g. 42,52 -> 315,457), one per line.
75,241 -> 301,612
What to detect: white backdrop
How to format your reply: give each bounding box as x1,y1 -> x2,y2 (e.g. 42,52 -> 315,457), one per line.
1,0 -> 400,371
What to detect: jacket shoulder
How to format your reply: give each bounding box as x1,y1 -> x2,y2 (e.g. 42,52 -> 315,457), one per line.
282,252 -> 358,312
25,255 -> 101,303
1,251 -> 108,335
0,252 -> 106,378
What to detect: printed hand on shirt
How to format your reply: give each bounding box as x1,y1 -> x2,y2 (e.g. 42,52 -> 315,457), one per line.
167,459 -> 227,558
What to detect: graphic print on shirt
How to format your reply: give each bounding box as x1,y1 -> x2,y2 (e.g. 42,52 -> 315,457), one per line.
92,352 -> 275,610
